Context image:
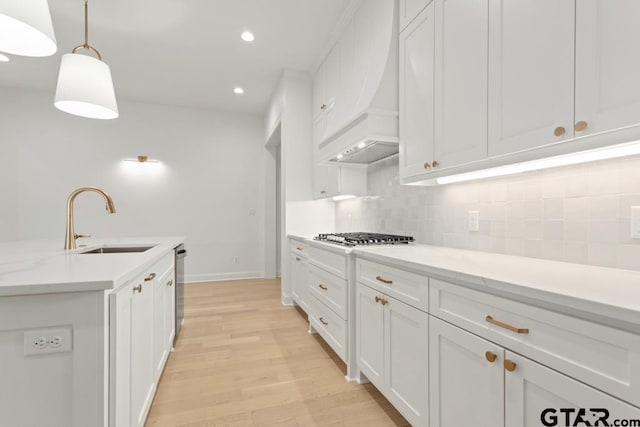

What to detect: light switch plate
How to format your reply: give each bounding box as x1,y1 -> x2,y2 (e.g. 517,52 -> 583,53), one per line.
468,211 -> 480,232
631,206 -> 640,239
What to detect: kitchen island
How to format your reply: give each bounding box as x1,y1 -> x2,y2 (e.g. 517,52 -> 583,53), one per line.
0,236 -> 184,427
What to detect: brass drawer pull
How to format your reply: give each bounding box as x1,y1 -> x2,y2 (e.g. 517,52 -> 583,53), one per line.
167,280 -> 173,287
296,257 -> 301,261
375,296 -> 382,303
144,273 -> 156,282
554,126 -> 566,137
320,190 -> 327,195
432,160 -> 440,168
485,315 -> 529,334
320,104 -> 327,111
296,247 -> 303,251
485,351 -> 497,363
376,276 -> 392,285
319,317 -> 328,326
575,120 -> 588,132
380,298 -> 388,306
133,284 -> 142,293
318,284 -> 328,291
504,359 -> 517,372
423,162 -> 432,170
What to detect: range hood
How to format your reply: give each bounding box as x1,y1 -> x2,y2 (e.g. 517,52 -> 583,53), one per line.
317,0 -> 399,165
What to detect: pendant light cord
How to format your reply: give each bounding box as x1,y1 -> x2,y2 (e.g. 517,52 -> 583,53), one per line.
71,0 -> 103,60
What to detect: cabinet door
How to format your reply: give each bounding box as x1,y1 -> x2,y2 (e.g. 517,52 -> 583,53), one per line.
153,274 -> 167,381
165,272 -> 176,351
505,352 -> 640,427
434,0 -> 488,169
313,62 -> 327,121
131,278 -> 155,427
290,252 -> 309,312
575,1 -> 640,136
313,163 -> 340,199
400,0 -> 432,31
109,284 -> 133,427
488,0 -> 575,156
324,45 -> 341,137
429,317 -> 503,427
356,283 -> 385,388
399,2 -> 436,179
385,296 -> 429,426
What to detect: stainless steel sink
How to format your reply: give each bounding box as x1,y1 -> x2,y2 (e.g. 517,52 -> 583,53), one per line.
79,246 -> 155,254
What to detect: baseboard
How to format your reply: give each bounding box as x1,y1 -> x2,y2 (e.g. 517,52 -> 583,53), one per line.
185,271 -> 264,283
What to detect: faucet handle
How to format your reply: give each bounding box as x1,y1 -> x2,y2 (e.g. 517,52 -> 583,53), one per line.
74,233 -> 91,240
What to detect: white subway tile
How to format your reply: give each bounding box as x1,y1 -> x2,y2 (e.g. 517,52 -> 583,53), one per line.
617,244 -> 640,270
564,221 -> 588,242
563,241 -> 588,264
565,197 -> 588,221
588,195 -> 619,220
588,243 -> 618,268
543,221 -> 564,241
524,221 -> 543,240
543,199 -> 565,220
589,221 -> 619,243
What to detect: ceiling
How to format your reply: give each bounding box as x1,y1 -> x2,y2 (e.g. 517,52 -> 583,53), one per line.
0,0 -> 356,114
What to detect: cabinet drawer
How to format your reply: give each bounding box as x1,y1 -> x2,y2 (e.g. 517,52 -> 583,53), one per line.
430,279 -> 640,407
289,240 -> 308,258
309,247 -> 347,278
148,251 -> 174,279
357,259 -> 429,312
309,264 -> 347,320
308,295 -> 347,362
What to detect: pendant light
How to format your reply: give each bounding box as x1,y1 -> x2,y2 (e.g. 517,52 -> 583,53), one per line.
0,0 -> 57,56
54,0 -> 118,120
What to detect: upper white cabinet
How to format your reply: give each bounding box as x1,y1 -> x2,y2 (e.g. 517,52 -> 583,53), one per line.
399,1 -> 435,179
488,0 -> 575,157
399,0 -> 431,31
313,163 -> 367,200
575,0 -> 640,136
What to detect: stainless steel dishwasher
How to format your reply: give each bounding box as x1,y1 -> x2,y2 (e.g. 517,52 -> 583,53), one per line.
174,244 -> 186,344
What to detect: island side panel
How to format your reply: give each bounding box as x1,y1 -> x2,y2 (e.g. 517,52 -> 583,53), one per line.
0,290 -> 106,427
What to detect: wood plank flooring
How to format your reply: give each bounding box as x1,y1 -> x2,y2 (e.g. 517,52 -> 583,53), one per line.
146,279 -> 410,427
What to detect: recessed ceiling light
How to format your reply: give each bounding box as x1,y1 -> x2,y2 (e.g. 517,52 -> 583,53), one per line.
0,53 -> 9,62
241,31 -> 255,42
357,142 -> 366,149
233,87 -> 244,95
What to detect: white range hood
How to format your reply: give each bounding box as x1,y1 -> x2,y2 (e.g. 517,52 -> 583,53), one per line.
317,0 -> 399,165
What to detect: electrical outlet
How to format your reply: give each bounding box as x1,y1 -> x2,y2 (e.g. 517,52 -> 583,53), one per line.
24,328 -> 72,356
468,211 -> 480,232
632,206 -> 640,239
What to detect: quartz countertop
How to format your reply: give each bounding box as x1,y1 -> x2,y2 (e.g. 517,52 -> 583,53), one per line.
353,244 -> 640,329
0,236 -> 184,297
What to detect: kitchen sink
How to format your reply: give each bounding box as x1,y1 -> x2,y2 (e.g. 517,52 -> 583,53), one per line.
79,246 -> 155,254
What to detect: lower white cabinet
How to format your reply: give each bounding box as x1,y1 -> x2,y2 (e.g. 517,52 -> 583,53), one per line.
356,283 -> 429,426
110,252 -> 175,427
429,316 -> 640,427
290,251 -> 310,312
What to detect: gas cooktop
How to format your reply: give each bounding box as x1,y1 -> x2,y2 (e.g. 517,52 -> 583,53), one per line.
314,232 -> 415,247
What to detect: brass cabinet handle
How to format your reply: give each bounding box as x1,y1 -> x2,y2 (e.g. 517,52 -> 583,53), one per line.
485,315 -> 529,334
320,190 -> 327,195
167,280 -> 173,287
144,273 -> 156,282
296,247 -> 303,251
504,359 -> 517,372
554,126 -> 566,137
376,276 -> 393,285
375,296 -> 382,303
133,284 -> 142,293
575,120 -> 588,132
432,161 -> 440,168
319,317 -> 328,325
485,351 -> 497,363
296,257 -> 301,261
380,298 -> 388,306
320,104 -> 327,110
74,233 -> 91,239
318,284 -> 328,290
423,162 -> 432,170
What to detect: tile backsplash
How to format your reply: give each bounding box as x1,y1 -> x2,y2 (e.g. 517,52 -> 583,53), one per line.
335,155 -> 640,271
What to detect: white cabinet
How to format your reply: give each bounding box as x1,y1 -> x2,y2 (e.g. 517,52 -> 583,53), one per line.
433,0 -> 487,168
356,283 -> 429,426
399,1 -> 435,179
488,0 -> 575,157
429,317 -> 503,427
290,250 -> 309,313
110,252 -> 175,427
313,163 -> 367,200
400,0 -> 431,31
575,1 -> 640,137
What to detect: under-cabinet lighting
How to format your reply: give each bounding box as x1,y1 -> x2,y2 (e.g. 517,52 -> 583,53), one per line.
357,142 -> 366,149
333,195 -> 356,201
336,153 -> 344,160
0,53 -> 9,62
436,141 -> 640,185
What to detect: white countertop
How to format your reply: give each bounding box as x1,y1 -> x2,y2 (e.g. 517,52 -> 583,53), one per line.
0,236 -> 184,297
354,244 -> 640,328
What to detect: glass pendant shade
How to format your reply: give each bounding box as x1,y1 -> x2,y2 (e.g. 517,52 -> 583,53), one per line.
54,53 -> 119,120
0,0 -> 56,57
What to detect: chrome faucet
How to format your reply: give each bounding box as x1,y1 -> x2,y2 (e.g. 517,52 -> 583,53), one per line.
64,187 -> 116,250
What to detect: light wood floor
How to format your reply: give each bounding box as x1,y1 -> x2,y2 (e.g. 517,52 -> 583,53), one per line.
146,279 -> 410,427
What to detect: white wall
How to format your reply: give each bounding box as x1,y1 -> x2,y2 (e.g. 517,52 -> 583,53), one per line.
0,86 -> 265,282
